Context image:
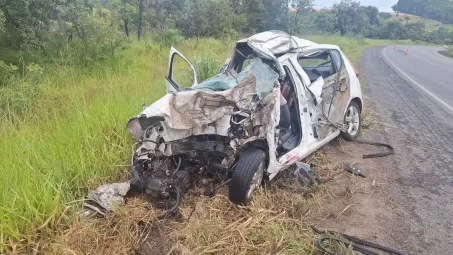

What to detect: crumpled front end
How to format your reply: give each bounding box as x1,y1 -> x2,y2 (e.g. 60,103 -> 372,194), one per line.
126,58 -> 280,201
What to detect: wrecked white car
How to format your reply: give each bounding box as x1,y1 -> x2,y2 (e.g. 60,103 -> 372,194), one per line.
126,31 -> 363,206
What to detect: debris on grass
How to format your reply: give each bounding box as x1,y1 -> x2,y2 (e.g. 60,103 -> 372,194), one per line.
45,177 -> 339,254
42,152 -> 361,255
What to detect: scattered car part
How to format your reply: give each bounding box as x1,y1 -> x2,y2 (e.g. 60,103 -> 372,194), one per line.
344,165 -> 366,178
162,186 -> 181,218
294,162 -> 322,186
79,182 -> 131,217
311,225 -> 407,255
350,139 -> 395,159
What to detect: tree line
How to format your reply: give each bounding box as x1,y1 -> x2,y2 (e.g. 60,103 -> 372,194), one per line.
392,0 -> 453,25
0,0 -> 452,72
315,1 -> 453,45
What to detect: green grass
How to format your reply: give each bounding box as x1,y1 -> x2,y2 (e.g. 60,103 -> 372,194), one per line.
0,34 -> 410,252
0,38 -> 234,251
386,12 -> 453,32
439,46 -> 453,58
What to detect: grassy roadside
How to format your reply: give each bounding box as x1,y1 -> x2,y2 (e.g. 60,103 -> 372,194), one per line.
0,38 -> 234,252
439,46 -> 453,58
0,35 -> 415,253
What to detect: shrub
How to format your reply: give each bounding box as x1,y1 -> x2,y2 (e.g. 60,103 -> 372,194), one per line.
0,61 -> 18,85
157,29 -> 185,47
379,13 -> 392,20
193,54 -> 221,82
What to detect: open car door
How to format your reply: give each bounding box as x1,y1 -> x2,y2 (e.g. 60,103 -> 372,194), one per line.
166,47 -> 198,93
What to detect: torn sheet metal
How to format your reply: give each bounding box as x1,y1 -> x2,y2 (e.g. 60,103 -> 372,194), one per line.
127,58 -> 279,140
79,182 -> 131,217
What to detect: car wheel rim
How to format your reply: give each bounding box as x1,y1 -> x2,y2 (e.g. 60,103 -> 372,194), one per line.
345,105 -> 360,137
246,161 -> 265,201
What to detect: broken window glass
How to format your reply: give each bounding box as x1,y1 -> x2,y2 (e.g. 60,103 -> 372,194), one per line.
192,58 -> 279,99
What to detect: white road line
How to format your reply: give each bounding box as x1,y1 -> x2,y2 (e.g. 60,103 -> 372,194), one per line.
410,52 -> 440,67
382,46 -> 453,113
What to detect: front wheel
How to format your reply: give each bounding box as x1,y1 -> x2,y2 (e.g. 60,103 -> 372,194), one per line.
229,148 -> 267,205
341,101 -> 362,141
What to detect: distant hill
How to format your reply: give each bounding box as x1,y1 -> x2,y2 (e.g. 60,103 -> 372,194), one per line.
380,12 -> 453,32
394,0 -> 453,25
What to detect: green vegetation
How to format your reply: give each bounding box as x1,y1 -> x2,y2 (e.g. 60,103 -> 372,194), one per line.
0,38 -> 234,251
384,13 -> 453,32
440,46 -> 453,58
312,1 -> 453,44
392,0 -> 453,25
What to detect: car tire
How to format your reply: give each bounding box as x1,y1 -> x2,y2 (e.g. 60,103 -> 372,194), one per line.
229,148 -> 267,205
341,101 -> 362,141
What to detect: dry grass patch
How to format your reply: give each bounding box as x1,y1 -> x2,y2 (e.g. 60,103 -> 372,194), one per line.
45,166 -> 345,255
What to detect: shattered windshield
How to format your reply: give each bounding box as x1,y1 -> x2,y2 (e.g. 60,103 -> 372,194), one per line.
192,58 -> 279,99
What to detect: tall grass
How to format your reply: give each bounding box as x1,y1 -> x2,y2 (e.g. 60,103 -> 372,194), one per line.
0,38 -> 234,251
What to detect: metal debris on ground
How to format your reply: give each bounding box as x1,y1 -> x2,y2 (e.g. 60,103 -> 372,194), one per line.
78,182 -> 131,217
351,139 -> 395,159
344,165 -> 366,178
294,162 -> 322,186
311,225 -> 407,255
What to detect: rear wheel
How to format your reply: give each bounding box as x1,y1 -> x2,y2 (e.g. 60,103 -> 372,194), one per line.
229,148 -> 267,205
341,101 -> 361,141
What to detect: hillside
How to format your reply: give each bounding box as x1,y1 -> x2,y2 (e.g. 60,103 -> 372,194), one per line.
382,12 -> 453,32
393,0 -> 453,25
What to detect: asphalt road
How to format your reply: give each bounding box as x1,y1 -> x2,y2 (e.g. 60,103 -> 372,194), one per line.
360,46 -> 453,255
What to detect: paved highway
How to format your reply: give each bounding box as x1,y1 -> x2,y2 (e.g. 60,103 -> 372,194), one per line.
360,45 -> 453,255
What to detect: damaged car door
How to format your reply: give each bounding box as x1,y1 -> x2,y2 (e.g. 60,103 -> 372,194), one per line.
166,47 -> 198,92
295,49 -> 350,140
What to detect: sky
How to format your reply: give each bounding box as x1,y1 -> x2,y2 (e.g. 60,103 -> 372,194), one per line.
314,0 -> 398,12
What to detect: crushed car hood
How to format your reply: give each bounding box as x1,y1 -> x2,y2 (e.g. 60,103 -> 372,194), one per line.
127,58 -> 279,141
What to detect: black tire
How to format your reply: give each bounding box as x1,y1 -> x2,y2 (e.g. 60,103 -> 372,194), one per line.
229,148 -> 267,205
341,101 -> 362,141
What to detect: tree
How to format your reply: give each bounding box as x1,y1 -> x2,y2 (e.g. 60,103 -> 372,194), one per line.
290,0 -> 314,33
0,0 -> 56,49
177,0 -> 207,42
394,0 -> 453,24
178,0 -> 234,40
315,10 -> 337,33
243,0 -> 265,32
332,0 -> 369,36
108,0 -> 137,37
148,0 -> 185,32
392,4 -> 399,16
364,6 -> 379,26
137,0 -> 144,40
230,0 -> 240,14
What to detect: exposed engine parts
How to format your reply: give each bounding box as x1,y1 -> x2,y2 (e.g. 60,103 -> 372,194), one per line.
130,133 -> 233,216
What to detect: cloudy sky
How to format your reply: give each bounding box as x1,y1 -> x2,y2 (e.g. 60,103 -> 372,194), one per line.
315,0 -> 398,12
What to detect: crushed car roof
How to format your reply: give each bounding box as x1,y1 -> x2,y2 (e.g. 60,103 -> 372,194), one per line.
238,30 -> 318,56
